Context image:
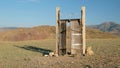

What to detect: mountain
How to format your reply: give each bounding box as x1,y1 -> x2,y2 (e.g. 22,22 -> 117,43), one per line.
90,22 -> 120,36
0,25 -> 119,41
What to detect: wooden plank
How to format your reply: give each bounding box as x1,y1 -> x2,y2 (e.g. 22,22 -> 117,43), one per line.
70,19 -> 82,55
59,21 -> 66,55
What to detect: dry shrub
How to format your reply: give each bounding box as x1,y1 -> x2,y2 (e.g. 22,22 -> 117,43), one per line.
86,46 -> 94,56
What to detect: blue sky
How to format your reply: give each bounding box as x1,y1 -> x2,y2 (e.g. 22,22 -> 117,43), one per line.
0,0 -> 120,27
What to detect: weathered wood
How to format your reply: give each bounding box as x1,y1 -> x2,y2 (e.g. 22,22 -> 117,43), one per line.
56,7 -> 60,55
56,6 -> 86,56
70,19 -> 82,55
81,6 -> 86,55
59,21 -> 66,55
56,7 -> 67,55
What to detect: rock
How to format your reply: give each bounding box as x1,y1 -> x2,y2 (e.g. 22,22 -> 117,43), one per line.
44,54 -> 49,57
49,52 -> 55,57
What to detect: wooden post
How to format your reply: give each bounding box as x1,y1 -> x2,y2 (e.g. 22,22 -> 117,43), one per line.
56,7 -> 60,55
56,7 -> 67,55
81,6 -> 86,55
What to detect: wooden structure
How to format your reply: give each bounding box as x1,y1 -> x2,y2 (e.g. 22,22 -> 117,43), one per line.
56,6 -> 86,56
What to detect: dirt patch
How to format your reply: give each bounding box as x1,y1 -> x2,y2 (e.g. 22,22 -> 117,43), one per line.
1,55 -> 119,68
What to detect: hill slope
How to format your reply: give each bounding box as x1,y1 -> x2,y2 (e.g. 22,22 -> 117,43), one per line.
0,26 -> 119,41
86,27 -> 119,39
0,26 -> 55,41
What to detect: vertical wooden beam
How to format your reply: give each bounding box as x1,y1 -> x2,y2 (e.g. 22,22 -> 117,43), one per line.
56,7 -> 60,55
81,6 -> 86,55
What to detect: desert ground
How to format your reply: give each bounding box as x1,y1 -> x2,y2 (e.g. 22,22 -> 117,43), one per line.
0,39 -> 120,68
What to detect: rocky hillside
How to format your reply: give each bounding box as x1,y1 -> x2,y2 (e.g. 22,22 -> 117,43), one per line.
91,22 -> 120,36
0,25 -> 119,41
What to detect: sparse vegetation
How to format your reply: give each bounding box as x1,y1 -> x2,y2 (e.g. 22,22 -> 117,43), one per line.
0,39 -> 119,68
0,26 -> 119,41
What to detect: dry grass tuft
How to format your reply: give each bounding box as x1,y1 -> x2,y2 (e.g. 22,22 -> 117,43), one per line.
86,46 -> 94,56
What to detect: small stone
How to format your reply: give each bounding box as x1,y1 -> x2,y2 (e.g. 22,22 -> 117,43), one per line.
44,54 -> 48,57
49,52 -> 55,57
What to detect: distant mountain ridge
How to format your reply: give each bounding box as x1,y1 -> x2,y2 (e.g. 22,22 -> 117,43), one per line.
0,27 -> 18,32
90,22 -> 120,36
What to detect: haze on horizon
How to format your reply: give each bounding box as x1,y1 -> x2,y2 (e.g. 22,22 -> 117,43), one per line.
0,0 -> 120,27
